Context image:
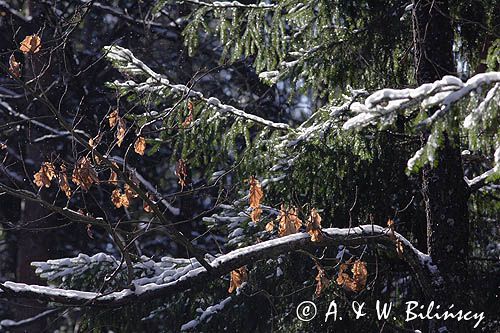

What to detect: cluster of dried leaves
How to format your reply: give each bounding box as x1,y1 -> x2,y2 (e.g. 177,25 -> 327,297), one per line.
111,184 -> 138,209
108,110 -> 127,147
7,34 -> 42,78
72,157 -> 99,191
228,266 -> 248,293
33,162 -> 56,188
31,106 -> 168,214
387,219 -> 404,258
336,259 -> 368,293
34,162 -> 72,198
264,205 -> 323,242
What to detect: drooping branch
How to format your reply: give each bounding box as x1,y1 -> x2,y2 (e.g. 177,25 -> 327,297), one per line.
183,0 -> 277,9
0,225 -> 439,307
343,72 -> 500,131
0,308 -> 61,330
465,168 -> 498,192
104,45 -> 291,130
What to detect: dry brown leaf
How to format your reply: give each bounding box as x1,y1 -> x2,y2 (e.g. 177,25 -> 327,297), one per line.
336,260 -> 368,293
250,207 -> 262,222
228,266 -> 248,293
108,110 -> 119,128
0,142 -> 6,150
175,159 -> 188,190
181,113 -> 193,128
108,163 -> 119,184
8,54 -> 21,78
336,263 -> 349,286
315,262 -> 330,297
182,102 -> 194,128
248,176 -> 263,209
58,164 -> 72,198
34,162 -> 56,188
352,260 -> 367,288
248,176 -> 263,222
19,34 -> 41,54
265,221 -> 274,232
72,157 -> 99,191
116,117 -> 127,147
134,136 -> 146,155
306,208 -> 323,242
111,188 -> 123,208
277,205 -> 302,237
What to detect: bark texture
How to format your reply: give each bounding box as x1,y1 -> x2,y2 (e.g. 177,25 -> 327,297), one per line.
412,1 -> 471,331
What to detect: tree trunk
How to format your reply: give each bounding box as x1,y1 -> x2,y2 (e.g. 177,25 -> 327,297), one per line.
412,1 -> 470,332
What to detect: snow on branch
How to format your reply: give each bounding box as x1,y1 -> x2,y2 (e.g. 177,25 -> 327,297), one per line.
465,147 -> 500,192
103,45 -> 290,130
343,72 -> 500,130
0,309 -> 60,330
0,225 -> 438,306
183,0 -> 277,9
342,72 -> 500,173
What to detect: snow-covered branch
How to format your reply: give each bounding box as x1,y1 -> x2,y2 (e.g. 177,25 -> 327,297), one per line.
466,147 -> 500,192
183,0 -> 277,9
343,72 -> 500,130
0,309 -> 60,330
343,72 -> 500,173
104,45 -> 290,130
0,225 -> 438,306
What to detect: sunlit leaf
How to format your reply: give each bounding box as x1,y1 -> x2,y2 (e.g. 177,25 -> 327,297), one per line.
306,208 -> 323,242
134,136 -> 146,155
72,157 -> 99,191
8,54 -> 21,78
228,266 -> 248,293
34,162 -> 56,188
19,34 -> 41,54
277,205 -> 302,237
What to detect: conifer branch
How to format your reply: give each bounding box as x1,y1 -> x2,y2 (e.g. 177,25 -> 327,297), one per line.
0,225 -> 437,306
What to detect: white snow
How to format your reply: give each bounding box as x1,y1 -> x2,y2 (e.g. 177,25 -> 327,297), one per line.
1,225 -> 439,305
180,296 -> 232,331
105,46 -> 290,130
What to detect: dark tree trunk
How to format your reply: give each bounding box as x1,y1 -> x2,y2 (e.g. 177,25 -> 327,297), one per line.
412,1 -> 470,332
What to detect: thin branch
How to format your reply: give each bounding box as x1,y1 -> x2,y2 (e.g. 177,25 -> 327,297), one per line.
0,308 -> 61,330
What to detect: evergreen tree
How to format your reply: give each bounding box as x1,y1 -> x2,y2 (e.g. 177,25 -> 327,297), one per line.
0,0 -> 498,332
